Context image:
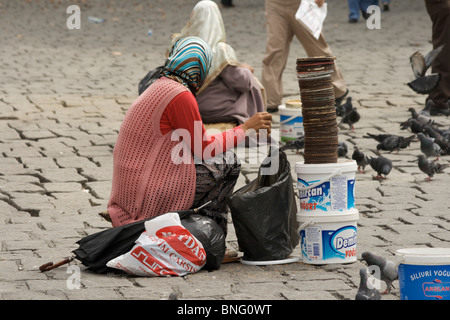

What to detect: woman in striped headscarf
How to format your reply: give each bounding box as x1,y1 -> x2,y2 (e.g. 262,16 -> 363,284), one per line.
107,36 -> 271,263
162,36 -> 212,95
172,0 -> 266,125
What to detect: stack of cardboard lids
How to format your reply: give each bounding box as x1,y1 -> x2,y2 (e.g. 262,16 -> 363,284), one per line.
297,56 -> 338,164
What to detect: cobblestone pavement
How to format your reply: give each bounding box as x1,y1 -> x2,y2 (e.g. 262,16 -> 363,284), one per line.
1,0 -> 449,302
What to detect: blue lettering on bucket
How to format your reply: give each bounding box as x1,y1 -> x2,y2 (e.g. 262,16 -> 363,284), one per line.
329,226 -> 357,258
399,264 -> 450,300
298,179 -> 329,211
298,178 -> 356,212
300,225 -> 357,262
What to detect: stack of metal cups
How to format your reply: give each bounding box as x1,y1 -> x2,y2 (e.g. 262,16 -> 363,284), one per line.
297,56 -> 338,164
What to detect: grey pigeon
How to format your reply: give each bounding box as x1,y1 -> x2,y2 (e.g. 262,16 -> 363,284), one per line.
423,126 -> 450,155
408,107 -> 443,127
361,251 -> 398,294
423,125 -> 445,141
376,135 -> 415,153
440,127 -> 450,141
352,146 -> 368,173
279,136 -> 304,155
408,45 -> 443,94
355,268 -> 382,300
407,75 -> 440,94
368,155 -> 392,180
338,141 -> 348,157
418,154 -> 449,181
417,132 -> 442,160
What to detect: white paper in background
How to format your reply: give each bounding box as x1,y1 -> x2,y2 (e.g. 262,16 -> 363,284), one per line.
295,0 -> 328,40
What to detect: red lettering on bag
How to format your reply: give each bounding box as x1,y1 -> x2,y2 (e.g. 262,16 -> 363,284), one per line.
131,246 -> 177,276
156,226 -> 206,266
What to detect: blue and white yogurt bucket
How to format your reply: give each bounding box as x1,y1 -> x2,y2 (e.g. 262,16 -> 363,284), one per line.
297,209 -> 359,264
296,160 -> 357,214
279,103 -> 303,143
396,248 -> 450,300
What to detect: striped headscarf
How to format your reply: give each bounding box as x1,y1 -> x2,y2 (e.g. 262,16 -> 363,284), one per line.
162,36 -> 212,95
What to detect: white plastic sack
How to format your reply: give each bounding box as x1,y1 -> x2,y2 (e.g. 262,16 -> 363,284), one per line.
106,212 -> 206,276
295,0 -> 328,40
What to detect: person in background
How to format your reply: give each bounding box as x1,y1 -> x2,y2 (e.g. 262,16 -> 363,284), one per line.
262,0 -> 349,113
347,0 -> 380,23
422,0 -> 450,116
172,0 -> 266,125
222,0 -> 234,7
348,1 -> 391,24
107,37 -> 272,260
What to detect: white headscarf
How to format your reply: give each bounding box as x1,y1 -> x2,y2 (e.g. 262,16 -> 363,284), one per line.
172,0 -> 240,94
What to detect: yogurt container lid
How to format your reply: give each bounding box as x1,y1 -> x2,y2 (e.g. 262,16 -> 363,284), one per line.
396,248 -> 450,265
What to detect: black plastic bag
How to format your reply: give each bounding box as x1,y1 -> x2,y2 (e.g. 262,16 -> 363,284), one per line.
138,66 -> 164,95
181,214 -> 226,270
229,148 -> 300,262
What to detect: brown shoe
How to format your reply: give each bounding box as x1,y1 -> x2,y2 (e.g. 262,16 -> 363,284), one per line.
222,249 -> 241,263
98,210 -> 112,222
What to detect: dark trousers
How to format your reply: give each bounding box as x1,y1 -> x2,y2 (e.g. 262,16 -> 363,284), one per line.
425,0 -> 450,108
191,151 -> 241,236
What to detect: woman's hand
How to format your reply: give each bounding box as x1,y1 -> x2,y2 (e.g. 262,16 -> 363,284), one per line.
315,0 -> 325,7
240,63 -> 254,74
240,112 -> 272,135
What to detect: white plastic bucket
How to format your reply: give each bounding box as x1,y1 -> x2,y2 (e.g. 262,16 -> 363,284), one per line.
297,209 -> 359,264
296,160 -> 357,214
396,248 -> 450,300
279,104 -> 303,143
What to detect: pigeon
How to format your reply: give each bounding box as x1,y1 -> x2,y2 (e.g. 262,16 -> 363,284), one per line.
352,146 -> 369,173
376,135 -> 416,153
417,132 -> 442,160
438,128 -> 450,142
408,45 -> 444,94
400,118 -> 425,134
423,125 -> 450,155
418,154 -> 449,181
439,127 -> 450,141
340,106 -> 360,132
408,107 -> 443,127
368,155 -> 392,180
423,124 -> 444,141
408,75 -> 441,94
279,136 -> 304,154
361,251 -> 398,294
338,141 -> 348,157
363,133 -> 395,143
364,133 -> 415,153
355,268 -> 382,300
336,96 -> 353,117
